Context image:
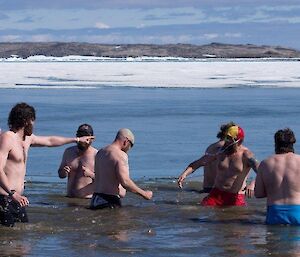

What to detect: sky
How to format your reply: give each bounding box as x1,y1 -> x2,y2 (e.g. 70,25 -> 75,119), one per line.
0,0 -> 299,49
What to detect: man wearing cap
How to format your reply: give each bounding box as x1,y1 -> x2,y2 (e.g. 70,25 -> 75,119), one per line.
179,121 -> 235,193
255,128 -> 300,225
90,128 -> 153,209
58,124 -> 97,198
178,125 -> 259,206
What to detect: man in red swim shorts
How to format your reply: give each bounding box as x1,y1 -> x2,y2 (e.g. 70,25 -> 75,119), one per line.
178,125 -> 259,207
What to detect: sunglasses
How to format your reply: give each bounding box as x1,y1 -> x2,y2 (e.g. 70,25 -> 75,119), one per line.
126,137 -> 134,147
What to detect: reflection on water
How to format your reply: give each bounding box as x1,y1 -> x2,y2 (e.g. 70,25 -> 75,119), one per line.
1,180 -> 300,256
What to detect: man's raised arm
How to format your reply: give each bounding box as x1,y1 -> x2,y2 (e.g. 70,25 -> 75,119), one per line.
30,134 -> 94,147
177,153 -> 217,188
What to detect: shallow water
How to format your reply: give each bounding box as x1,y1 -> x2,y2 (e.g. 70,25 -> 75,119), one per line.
2,179 -> 300,257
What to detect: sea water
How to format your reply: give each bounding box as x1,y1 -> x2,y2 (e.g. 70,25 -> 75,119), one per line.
0,59 -> 300,256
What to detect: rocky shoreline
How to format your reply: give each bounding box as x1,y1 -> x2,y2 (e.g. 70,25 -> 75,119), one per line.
0,42 -> 299,59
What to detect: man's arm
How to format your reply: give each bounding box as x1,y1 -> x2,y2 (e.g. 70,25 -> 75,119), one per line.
177,153 -> 216,188
243,151 -> 260,197
0,134 -> 14,194
0,134 -> 29,206
30,134 -> 95,147
254,162 -> 267,198
58,150 -> 70,178
116,155 -> 152,200
244,150 -> 260,173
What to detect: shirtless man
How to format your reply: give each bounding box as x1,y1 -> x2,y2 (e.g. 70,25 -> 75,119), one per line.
58,124 -> 97,198
255,128 -> 300,225
178,125 -> 259,206
90,128 -> 153,209
0,103 -> 94,227
200,122 -> 235,193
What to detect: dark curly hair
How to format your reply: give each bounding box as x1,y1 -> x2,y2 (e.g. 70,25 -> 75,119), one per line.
275,128 -> 296,154
217,121 -> 236,139
8,102 -> 36,131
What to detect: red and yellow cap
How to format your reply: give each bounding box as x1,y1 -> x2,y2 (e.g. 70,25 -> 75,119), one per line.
225,125 -> 245,142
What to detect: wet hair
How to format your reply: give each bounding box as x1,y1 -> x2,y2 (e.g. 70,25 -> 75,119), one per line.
8,102 -> 36,131
217,121 -> 236,139
76,124 -> 93,137
274,128 -> 296,154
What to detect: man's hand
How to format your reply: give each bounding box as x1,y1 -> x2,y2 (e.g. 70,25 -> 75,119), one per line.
82,165 -> 94,179
78,136 -> 95,145
244,180 -> 255,198
11,192 -> 29,207
143,190 -> 153,200
177,174 -> 186,189
63,165 -> 71,175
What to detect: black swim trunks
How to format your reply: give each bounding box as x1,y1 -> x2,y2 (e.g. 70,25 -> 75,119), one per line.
0,195 -> 28,227
202,187 -> 213,193
90,193 -> 121,209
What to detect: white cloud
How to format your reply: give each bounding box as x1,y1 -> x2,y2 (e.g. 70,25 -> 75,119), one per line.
203,33 -> 219,40
94,22 -> 110,29
225,33 -> 242,38
31,34 -> 53,42
0,35 -> 21,41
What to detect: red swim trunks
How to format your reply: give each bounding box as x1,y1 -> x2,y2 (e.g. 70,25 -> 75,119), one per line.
200,188 -> 246,206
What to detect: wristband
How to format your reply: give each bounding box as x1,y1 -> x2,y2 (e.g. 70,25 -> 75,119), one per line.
8,190 -> 16,197
76,137 -> 79,143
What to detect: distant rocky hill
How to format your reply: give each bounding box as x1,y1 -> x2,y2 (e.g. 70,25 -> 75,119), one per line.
0,42 -> 299,58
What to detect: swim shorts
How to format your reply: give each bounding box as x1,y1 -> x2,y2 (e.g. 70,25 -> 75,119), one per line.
266,205 -> 300,225
0,195 -> 28,227
90,193 -> 121,209
200,188 -> 246,206
201,187 -> 213,193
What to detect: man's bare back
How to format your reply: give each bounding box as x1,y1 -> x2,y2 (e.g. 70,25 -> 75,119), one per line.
255,153 -> 300,205
90,128 -> 152,210
255,128 -> 300,225
94,144 -> 127,196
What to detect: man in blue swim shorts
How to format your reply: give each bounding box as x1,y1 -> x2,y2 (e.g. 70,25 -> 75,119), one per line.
255,128 -> 300,225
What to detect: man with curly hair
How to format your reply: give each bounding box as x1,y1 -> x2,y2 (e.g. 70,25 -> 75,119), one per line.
0,102 -> 94,227
178,124 -> 259,206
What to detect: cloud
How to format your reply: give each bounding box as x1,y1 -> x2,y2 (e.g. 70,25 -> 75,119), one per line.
1,0 -> 300,10
202,33 -> 219,40
0,34 -> 21,41
143,14 -> 169,21
0,12 -> 9,20
94,22 -> 110,29
224,33 -> 242,38
168,12 -> 196,18
17,16 -> 35,23
30,34 -> 54,42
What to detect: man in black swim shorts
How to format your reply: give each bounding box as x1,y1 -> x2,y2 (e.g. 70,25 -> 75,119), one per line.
91,128 -> 152,210
0,194 -> 28,227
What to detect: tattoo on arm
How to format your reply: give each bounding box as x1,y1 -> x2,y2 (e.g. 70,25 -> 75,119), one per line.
248,157 -> 259,173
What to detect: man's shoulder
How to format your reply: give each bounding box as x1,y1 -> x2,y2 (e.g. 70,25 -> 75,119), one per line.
90,146 -> 98,154
206,140 -> 223,153
0,131 -> 15,144
241,146 -> 253,157
63,145 -> 78,155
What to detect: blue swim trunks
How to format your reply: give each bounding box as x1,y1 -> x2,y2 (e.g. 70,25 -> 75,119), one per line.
266,205 -> 300,225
